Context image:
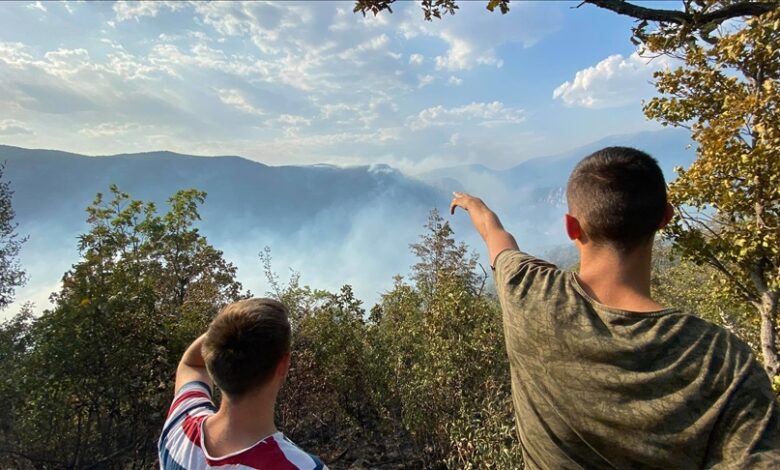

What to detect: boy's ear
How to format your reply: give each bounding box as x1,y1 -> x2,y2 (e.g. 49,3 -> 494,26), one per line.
277,353 -> 291,381
658,203 -> 674,229
565,214 -> 582,241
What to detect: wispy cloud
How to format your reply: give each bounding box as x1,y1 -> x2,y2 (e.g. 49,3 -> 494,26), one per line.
78,122 -> 143,137
26,1 -> 47,13
553,52 -> 675,109
417,74 -> 434,89
407,102 -> 525,130
0,119 -> 34,135
216,88 -> 265,116
113,1 -> 184,23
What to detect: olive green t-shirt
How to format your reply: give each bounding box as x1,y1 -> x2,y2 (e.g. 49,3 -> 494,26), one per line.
494,249 -> 780,469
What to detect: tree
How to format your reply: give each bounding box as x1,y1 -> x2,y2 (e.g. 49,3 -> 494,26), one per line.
409,209 -> 480,301
651,242 -> 760,351
0,163 -> 27,309
640,7 -> 780,379
0,186 -> 244,468
375,210 -> 521,468
261,248 -> 391,464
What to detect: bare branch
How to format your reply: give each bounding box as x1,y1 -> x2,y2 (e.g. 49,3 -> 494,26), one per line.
676,208 -> 757,301
584,0 -> 778,26
476,263 -> 488,298
584,0 -> 689,24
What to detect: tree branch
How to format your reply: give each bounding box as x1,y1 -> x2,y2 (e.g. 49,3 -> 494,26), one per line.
476,263 -> 488,298
0,448 -> 62,466
583,0 -> 778,26
677,208 -> 757,301
583,0 -> 688,24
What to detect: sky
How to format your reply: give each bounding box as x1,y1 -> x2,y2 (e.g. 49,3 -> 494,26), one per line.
0,0 -> 676,173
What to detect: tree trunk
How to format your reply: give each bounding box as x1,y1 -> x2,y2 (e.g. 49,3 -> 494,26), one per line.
757,289 -> 780,378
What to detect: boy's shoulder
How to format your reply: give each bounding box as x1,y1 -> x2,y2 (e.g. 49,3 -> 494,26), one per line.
162,427 -> 326,470
204,432 -> 326,470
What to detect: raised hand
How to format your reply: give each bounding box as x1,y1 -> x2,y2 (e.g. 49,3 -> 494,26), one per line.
449,191 -> 518,266
449,191 -> 486,215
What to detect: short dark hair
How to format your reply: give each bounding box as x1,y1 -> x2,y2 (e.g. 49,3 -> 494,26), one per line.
202,298 -> 291,397
566,146 -> 667,251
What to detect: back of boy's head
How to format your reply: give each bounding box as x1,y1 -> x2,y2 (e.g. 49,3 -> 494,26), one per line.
566,146 -> 667,251
202,298 -> 291,397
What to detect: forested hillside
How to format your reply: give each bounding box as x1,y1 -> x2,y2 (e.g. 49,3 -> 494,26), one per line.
0,145 -> 441,311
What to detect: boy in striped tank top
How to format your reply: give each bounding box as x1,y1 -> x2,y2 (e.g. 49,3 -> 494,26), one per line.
159,298 -> 326,469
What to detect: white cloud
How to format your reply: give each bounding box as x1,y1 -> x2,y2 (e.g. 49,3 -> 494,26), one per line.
267,114 -> 312,127
409,53 -> 424,65
400,2 -> 558,71
417,74 -> 434,89
0,41 -> 165,82
41,48 -> 92,78
0,42 -> 35,69
319,102 -> 356,119
267,113 -> 313,138
553,52 -> 675,109
113,1 -> 184,22
274,127 -> 402,148
0,119 -> 33,135
78,122 -> 140,137
434,36 -> 476,71
448,76 -> 463,86
216,88 -> 265,116
61,1 -> 75,15
338,34 -> 390,60
407,101 -> 525,130
27,1 -> 47,13
316,93 -> 395,129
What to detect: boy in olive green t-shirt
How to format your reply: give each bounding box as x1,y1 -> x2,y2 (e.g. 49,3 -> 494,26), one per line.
451,147 -> 780,469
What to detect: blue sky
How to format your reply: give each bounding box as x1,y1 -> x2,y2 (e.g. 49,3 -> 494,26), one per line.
0,1 -> 675,172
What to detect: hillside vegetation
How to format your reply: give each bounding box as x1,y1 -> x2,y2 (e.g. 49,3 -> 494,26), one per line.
0,186 -> 758,469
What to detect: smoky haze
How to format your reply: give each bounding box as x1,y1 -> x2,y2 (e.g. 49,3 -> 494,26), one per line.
1,128 -> 694,318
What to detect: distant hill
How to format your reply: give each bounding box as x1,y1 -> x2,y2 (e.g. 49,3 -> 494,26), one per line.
0,146 -> 440,238
421,128 -> 695,197
0,129 -> 698,314
0,145 -> 444,312
421,129 -> 697,253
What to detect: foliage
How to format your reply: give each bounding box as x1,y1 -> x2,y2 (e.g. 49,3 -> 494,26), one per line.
4,190 -> 777,468
264,211 -> 521,468
373,210 -> 522,468
651,242 -> 760,350
0,163 -> 27,310
642,6 -> 780,376
0,186 -> 243,468
265,248 -> 407,466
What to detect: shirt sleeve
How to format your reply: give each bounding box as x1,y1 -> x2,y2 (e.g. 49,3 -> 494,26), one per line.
706,360 -> 780,468
166,380 -> 214,418
159,381 -> 216,449
493,249 -> 559,302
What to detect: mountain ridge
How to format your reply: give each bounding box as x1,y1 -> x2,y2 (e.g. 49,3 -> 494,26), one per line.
0,128 -> 698,315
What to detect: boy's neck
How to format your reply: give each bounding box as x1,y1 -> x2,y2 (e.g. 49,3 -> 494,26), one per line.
577,242 -> 664,313
203,387 -> 278,457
